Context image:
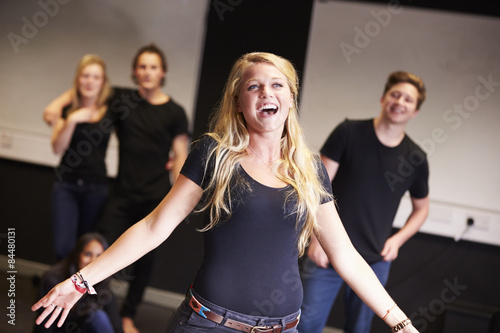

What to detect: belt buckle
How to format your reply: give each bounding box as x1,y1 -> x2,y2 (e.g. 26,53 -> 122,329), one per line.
250,326 -> 270,333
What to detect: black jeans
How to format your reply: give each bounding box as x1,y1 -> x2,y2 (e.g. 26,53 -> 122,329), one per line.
97,193 -> 161,318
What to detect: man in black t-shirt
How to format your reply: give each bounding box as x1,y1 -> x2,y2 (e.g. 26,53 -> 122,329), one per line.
97,44 -> 189,333
299,71 -> 430,333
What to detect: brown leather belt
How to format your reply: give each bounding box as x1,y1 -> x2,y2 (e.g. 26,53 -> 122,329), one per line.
188,289 -> 300,333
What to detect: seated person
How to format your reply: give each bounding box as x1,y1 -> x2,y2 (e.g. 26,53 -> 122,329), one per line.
34,233 -> 123,333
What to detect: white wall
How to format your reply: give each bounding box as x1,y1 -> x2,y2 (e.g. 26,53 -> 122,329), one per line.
0,0 -> 208,174
300,1 -> 500,245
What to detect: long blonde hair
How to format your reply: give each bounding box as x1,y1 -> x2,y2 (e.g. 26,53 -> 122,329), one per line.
68,54 -> 112,116
199,52 -> 331,256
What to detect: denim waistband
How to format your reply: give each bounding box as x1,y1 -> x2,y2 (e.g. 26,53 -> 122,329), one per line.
188,287 -> 300,328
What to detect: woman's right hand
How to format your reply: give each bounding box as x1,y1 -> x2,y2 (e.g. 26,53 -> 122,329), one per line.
31,278 -> 84,329
67,107 -> 94,124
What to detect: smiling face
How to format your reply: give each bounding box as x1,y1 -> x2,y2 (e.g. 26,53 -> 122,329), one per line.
380,82 -> 420,124
77,239 -> 104,271
237,63 -> 294,136
77,63 -> 104,100
133,52 -> 166,91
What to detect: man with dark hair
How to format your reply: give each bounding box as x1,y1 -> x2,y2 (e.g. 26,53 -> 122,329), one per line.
99,43 -> 189,333
299,71 -> 429,333
131,43 -> 168,86
43,44 -> 189,333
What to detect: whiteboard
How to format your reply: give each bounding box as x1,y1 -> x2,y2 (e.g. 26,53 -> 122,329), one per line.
300,1 -> 500,213
0,0 -> 208,172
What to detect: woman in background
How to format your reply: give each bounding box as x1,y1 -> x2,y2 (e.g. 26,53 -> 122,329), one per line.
50,54 -> 115,260
34,232 -> 123,333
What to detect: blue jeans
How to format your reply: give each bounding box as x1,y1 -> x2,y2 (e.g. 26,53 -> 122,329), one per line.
51,180 -> 109,259
165,288 -> 300,332
83,309 -> 115,333
298,258 -> 391,333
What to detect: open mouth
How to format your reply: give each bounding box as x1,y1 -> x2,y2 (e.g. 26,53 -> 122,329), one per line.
390,106 -> 404,114
258,104 -> 278,116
